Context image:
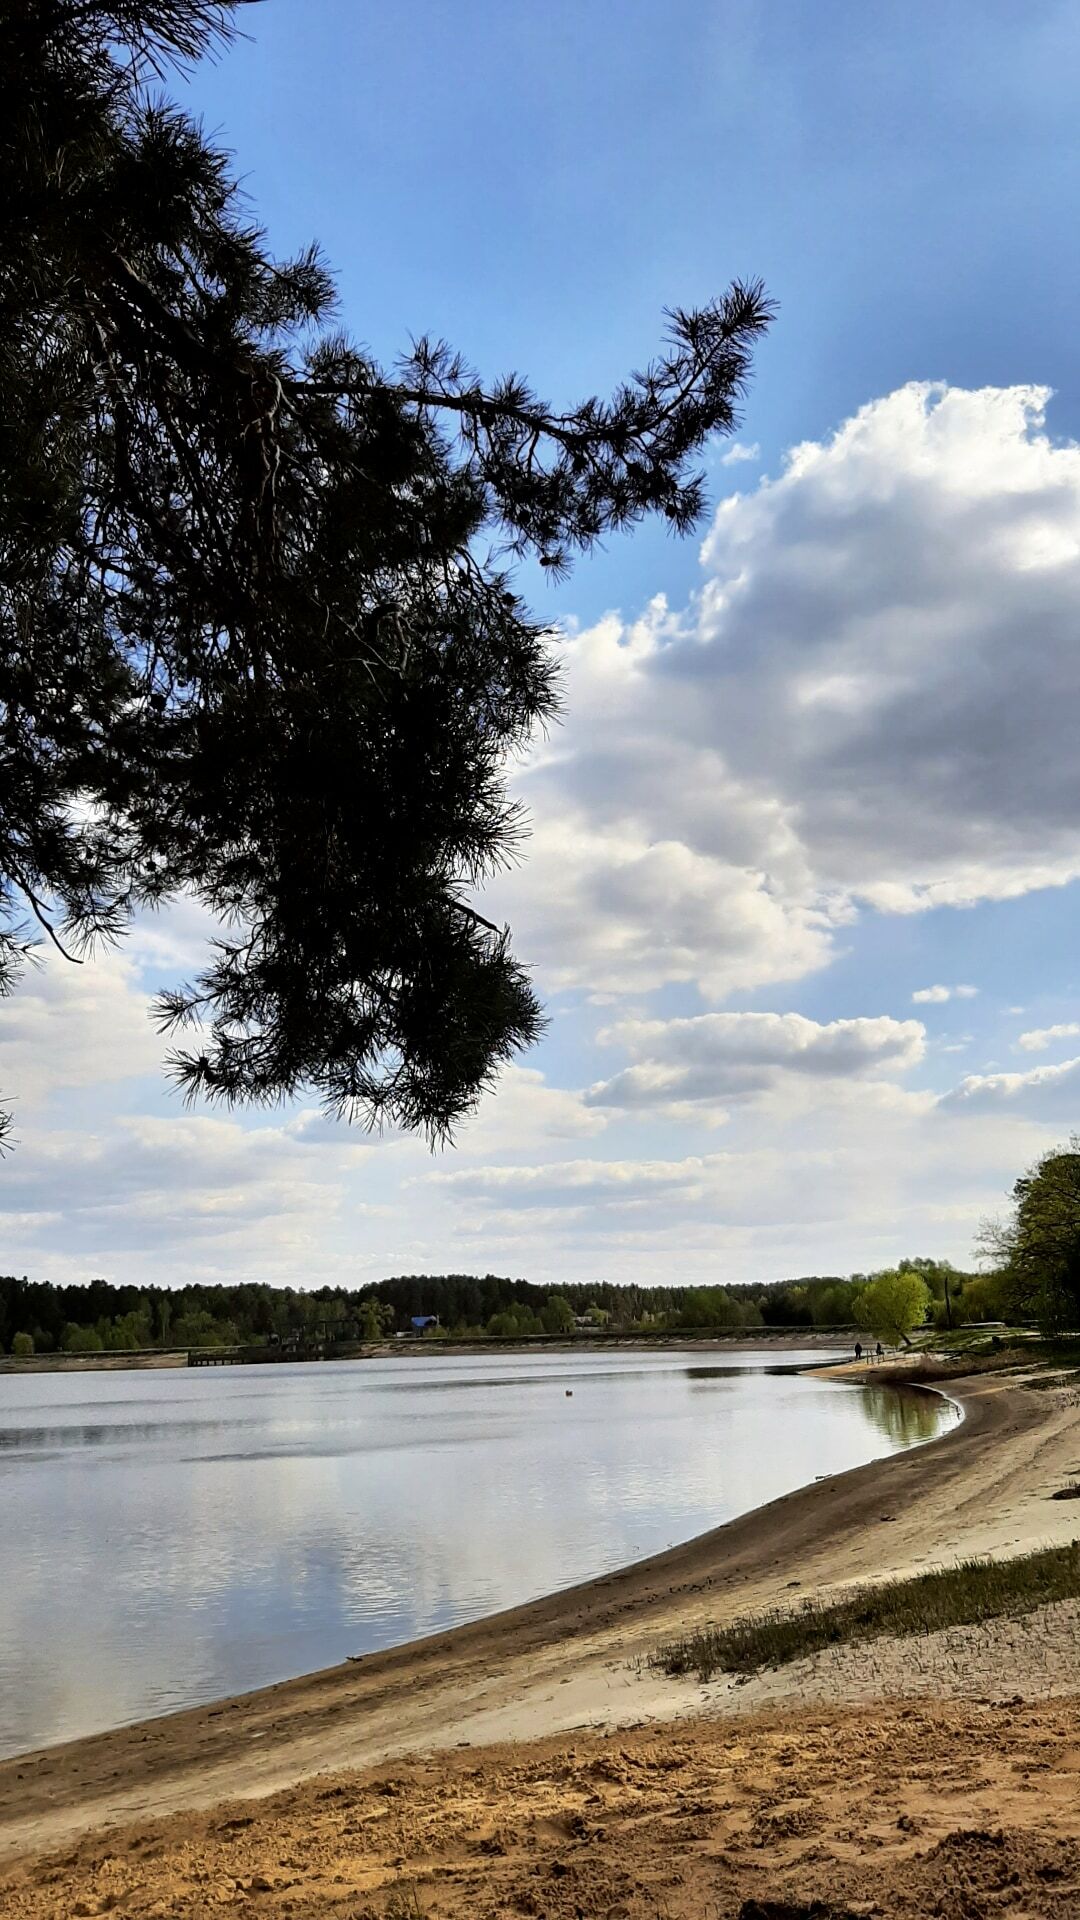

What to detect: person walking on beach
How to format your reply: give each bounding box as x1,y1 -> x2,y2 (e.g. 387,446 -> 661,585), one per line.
854,1340 -> 863,1363
876,1342 -> 884,1362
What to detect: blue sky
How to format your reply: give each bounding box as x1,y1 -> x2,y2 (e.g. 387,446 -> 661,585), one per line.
4,0 -> 1080,1293
181,0 -> 1080,620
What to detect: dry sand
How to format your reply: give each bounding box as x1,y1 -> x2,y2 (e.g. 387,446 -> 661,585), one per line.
4,1364 -> 1080,1915
6,1699 -> 1080,1919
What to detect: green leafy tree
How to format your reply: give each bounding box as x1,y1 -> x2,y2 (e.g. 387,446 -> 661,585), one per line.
487,1305 -> 541,1337
102,1308 -> 152,1349
811,1281 -> 857,1328
486,1310 -> 518,1338
63,1322 -> 104,1352
679,1286 -> 750,1330
980,1142 -> 1080,1331
359,1297 -> 393,1342
0,0 -> 772,1149
11,1330 -> 33,1357
898,1257 -> 966,1328
173,1308 -> 235,1347
854,1270 -> 931,1347
540,1293 -> 576,1335
953,1270 -> 1006,1325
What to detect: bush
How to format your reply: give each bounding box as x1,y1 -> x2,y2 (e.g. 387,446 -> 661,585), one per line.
11,1330 -> 33,1357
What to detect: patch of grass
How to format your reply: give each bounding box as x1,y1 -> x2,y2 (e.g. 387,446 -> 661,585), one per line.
651,1540 -> 1080,1682
915,1327 -> 1009,1352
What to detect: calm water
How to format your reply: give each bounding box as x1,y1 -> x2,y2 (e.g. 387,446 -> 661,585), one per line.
0,1351 -> 956,1757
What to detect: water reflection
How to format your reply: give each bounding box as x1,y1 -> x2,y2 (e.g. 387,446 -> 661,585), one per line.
0,1352 -> 954,1758
859,1383 -> 959,1446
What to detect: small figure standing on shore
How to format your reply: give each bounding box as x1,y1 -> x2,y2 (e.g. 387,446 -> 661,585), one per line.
876,1342 -> 885,1362
854,1340 -> 863,1362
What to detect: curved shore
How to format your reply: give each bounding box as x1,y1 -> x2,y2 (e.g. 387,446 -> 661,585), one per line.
1,1367 -> 1075,1860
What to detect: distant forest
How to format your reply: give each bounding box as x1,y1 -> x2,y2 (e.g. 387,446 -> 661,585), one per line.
0,1260 -> 990,1355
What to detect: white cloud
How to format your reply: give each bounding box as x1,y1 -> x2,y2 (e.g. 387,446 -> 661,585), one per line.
694,383 -> 1080,909
939,1055 -> 1080,1118
420,1152 -> 710,1213
0,1110 -> 377,1285
0,951 -> 160,1111
720,441 -> 761,466
414,1081 -> 1049,1278
495,807 -> 836,1000
586,1011 -> 924,1114
1016,1021 -> 1080,1052
494,383 -> 1080,1010
457,1064 -> 607,1148
912,983 -> 978,1004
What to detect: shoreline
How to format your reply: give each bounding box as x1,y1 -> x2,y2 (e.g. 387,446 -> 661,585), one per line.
0,1330 -> 852,1373
1,1366 -> 1072,1861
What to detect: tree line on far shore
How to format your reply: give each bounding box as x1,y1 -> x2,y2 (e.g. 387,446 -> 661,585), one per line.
0,1258 -> 985,1357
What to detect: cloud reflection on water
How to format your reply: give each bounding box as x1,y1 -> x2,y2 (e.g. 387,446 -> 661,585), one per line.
0,1352 -> 955,1757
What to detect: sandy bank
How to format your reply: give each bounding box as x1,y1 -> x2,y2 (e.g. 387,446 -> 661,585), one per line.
0,1349 -> 188,1373
0,1332 -> 850,1373
6,1697 -> 1080,1918
1,1370 -> 1076,1862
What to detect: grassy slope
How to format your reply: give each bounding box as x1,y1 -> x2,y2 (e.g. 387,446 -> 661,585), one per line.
652,1538 -> 1080,1681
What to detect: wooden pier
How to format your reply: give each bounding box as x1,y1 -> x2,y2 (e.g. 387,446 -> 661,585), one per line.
187,1341 -> 329,1367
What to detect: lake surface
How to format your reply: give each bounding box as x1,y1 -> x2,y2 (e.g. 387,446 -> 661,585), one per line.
0,1350 -> 957,1757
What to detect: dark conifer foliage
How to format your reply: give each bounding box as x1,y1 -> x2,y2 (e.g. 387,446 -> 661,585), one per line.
0,0 -> 773,1143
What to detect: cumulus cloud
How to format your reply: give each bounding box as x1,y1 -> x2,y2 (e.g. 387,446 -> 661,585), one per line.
493,382 -> 1080,1005
494,806 -> 836,1000
586,1011 -> 924,1114
1016,1021 -> 1080,1052
912,984 -> 978,1004
457,1064 -> 607,1147
939,1055 -> 1080,1119
719,441 -> 760,466
696,383 -> 1080,907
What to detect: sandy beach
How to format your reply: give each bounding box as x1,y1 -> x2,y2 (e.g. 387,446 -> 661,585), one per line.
7,1697 -> 1080,1918
1,1361 -> 1079,1901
